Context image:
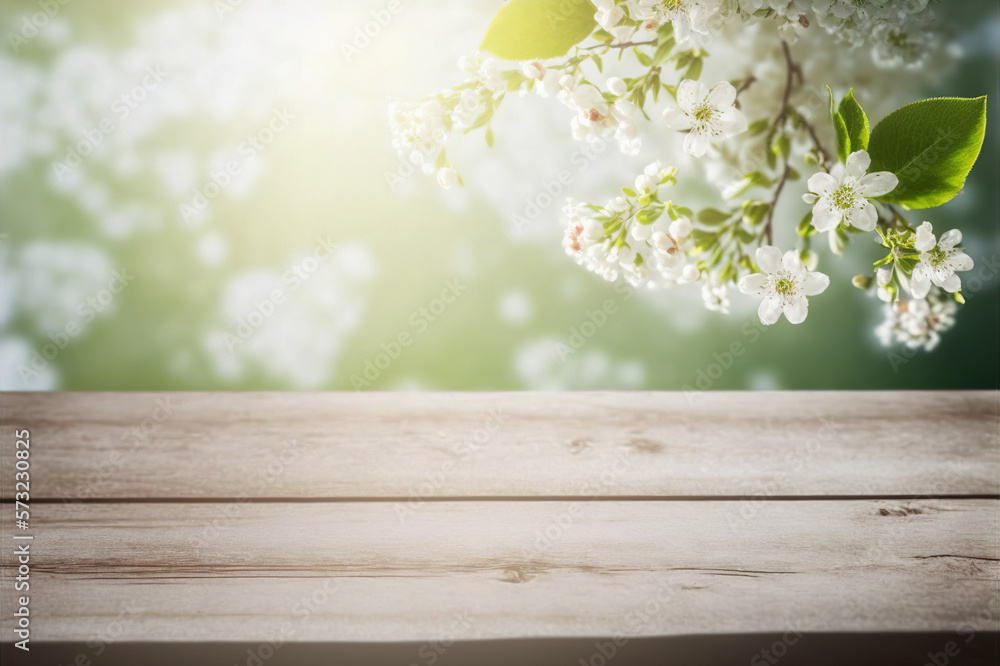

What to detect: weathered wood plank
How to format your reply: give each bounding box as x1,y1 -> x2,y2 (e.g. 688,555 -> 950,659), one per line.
1,500 -> 996,641
1,392 -> 995,499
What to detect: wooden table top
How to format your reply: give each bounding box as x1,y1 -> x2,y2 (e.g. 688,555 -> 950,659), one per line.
1,391 -> 997,642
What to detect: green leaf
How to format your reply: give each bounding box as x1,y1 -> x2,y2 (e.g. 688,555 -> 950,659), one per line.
684,58 -> 703,81
828,86 -> 850,163
697,208 -> 731,225
796,211 -> 816,238
652,38 -> 675,66
485,126 -> 495,147
838,88 -> 869,154
480,0 -> 597,61
747,118 -> 769,137
867,96 -> 988,209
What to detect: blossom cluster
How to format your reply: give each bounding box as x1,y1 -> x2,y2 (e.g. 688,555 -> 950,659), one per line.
387,53 -> 509,189
562,162 -> 698,287
392,0 -> 982,355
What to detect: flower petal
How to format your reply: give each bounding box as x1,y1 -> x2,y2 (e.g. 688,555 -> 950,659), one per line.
857,171 -> 898,198
676,79 -> 705,113
756,245 -> 783,274
949,251 -> 974,272
845,150 -> 871,180
663,107 -> 692,131
807,172 -> 839,196
811,200 -> 842,233
801,271 -> 830,296
783,296 -> 808,324
914,222 -> 936,252
909,274 -> 931,299
845,201 -> 878,232
707,81 -> 736,109
782,250 -> 806,275
683,130 -> 709,157
758,296 -> 782,326
738,273 -> 769,296
938,229 -> 962,249
674,16 -> 692,43
717,107 -> 747,136
935,273 -> 961,293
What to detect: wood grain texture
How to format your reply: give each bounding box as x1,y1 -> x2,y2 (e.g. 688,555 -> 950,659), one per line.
1,391 -> 995,499
1,500 -> 996,641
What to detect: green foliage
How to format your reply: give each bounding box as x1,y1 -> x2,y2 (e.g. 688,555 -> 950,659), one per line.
868,96 -> 987,209
828,86 -> 870,164
481,0 -> 597,60
838,89 -> 870,154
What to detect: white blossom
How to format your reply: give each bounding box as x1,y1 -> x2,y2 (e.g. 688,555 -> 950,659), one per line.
738,245 -> 829,325
663,79 -> 747,157
436,167 -> 459,189
561,82 -> 642,154
876,287 -> 956,352
388,99 -> 447,175
606,76 -> 628,97
627,0 -> 721,43
457,53 -> 505,96
909,222 -> 973,298
804,150 -> 898,233
702,282 -> 730,313
561,163 -> 691,287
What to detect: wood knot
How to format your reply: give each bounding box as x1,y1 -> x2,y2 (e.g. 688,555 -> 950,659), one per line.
499,567 -> 537,584
878,505 -> 924,517
626,438 -> 664,454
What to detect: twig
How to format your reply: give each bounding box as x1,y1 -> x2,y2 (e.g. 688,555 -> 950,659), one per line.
735,75 -> 756,100
763,41 -> 797,245
579,40 -> 657,52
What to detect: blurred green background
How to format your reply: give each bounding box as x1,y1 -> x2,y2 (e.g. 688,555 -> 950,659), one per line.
0,0 -> 996,391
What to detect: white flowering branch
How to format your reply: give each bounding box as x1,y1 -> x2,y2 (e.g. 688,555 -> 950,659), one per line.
389,0 -> 986,352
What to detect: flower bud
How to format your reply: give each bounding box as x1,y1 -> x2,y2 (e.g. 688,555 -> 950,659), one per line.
436,167 -> 459,189
522,61 -> 545,80
669,218 -> 693,239
606,77 -> 627,96
559,74 -> 578,92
